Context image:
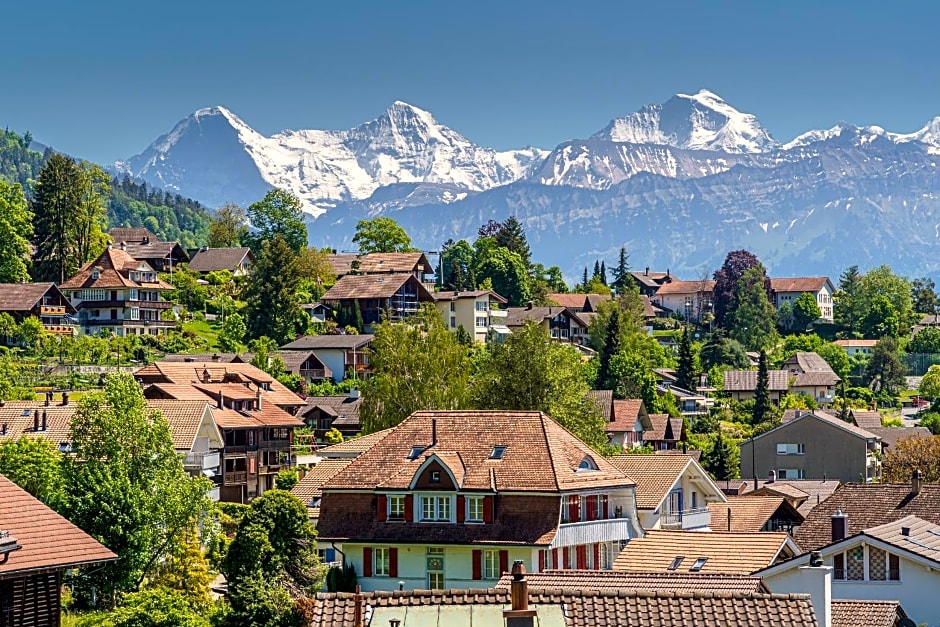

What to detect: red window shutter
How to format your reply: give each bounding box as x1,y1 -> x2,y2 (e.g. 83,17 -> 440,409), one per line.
601,495 -> 609,519
249,457 -> 256,474
563,547 -> 571,569
593,544 -> 600,570
570,495 -> 580,522
499,550 -> 509,576
404,495 -> 414,522
377,495 -> 387,522
576,545 -> 587,569
363,548 -> 373,577
456,495 -> 465,523
389,548 -> 398,578
586,495 -> 597,521
538,550 -> 545,572
472,549 -> 482,580
552,548 -> 559,569
483,496 -> 494,523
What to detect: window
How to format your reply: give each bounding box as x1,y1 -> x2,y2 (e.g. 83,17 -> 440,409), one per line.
408,446 -> 424,460
578,456 -> 598,471
776,443 -> 805,455
467,496 -> 484,522
475,301 -> 488,312
475,316 -> 488,328
430,470 -> 441,484
450,317 -> 456,328
427,547 -> 445,588
668,556 -> 685,571
490,446 -> 507,459
389,495 -> 405,519
833,546 -> 898,582
374,547 -> 390,576
690,557 -> 708,572
483,550 -> 500,579
420,495 -> 451,521
449,302 -> 456,312
777,468 -> 805,479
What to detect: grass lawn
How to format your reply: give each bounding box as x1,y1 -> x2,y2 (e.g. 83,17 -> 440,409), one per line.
182,318 -> 222,351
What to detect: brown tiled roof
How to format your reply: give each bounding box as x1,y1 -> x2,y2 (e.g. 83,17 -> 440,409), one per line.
161,353 -> 243,363
833,339 -> 878,348
656,448 -> 702,461
322,273 -> 434,301
708,495 -> 804,532
0,283 -> 74,313
785,352 -> 835,374
831,600 -> 903,627
108,227 -> 158,243
792,372 -> 840,387
0,475 -> 117,576
432,290 -> 507,304
123,241 -> 187,263
770,277 -> 829,293
794,483 -> 940,551
608,399 -> 643,433
546,293 -> 589,308
144,399 -> 217,450
613,530 -> 799,575
850,410 -> 883,429
504,306 -> 574,327
630,270 -> 673,287
328,251 -> 432,276
316,429 -> 392,458
862,515 -> 940,564
60,247 -> 172,290
280,334 -> 374,350
134,361 -> 304,407
299,395 -> 361,427
290,459 -> 354,509
644,414 -> 683,442
867,426 -> 932,450
309,587 -> 818,627
723,370 -> 790,392
187,247 -> 253,273
586,390 -> 614,421
745,479 -> 841,517
326,253 -> 358,275
495,570 -> 769,594
654,280 -> 716,295
210,405 -> 304,429
609,454 -> 711,510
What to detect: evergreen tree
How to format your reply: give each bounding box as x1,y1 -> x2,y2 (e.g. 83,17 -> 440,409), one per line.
702,430 -> 738,480
246,235 -> 304,344
493,215 -> 531,268
610,247 -> 630,292
675,326 -> 695,391
753,349 -> 771,425
593,260 -> 601,282
596,307 -> 622,392
582,267 -> 589,289
728,265 -> 779,351
351,299 -> 364,333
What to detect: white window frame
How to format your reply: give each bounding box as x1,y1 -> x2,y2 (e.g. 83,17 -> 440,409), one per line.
776,443 -> 805,455
388,495 -> 405,519
475,301 -> 488,312
483,549 -> 500,579
467,496 -> 484,522
777,468 -> 806,479
420,495 -> 452,522
374,547 -> 390,576
475,316 -> 488,328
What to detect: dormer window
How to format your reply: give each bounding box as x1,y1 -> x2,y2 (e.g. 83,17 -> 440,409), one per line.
578,455 -> 598,471
91,269 -> 100,280
490,445 -> 507,459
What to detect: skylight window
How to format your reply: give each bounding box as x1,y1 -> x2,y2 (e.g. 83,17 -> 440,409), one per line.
690,557 -> 708,572
668,556 -> 685,571
490,445 -> 507,459
905,537 -> 934,551
408,446 -> 425,460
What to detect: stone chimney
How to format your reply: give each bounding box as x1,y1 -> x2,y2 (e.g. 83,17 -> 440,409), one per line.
799,552 -> 832,627
831,510 -> 848,543
525,301 -> 533,310
503,561 -> 536,627
912,469 -> 923,496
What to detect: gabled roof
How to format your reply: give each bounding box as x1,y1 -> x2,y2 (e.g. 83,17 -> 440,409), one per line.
315,429 -> 391,458
145,399 -> 220,450
109,226 -> 158,243
431,290 -> 507,304
629,270 -> 673,287
123,241 -> 188,263
160,353 -> 244,363
322,273 -> 434,301
546,293 -> 592,308
328,252 -> 432,276
0,474 -> 117,576
322,411 -> 634,493
746,411 -> 879,445
495,570 -> 769,593
866,426 -> 932,450
644,414 -> 683,442
290,459 -> 354,510
280,334 -> 374,351
785,352 -> 835,374
613,530 -> 800,575
300,395 -> 362,428
504,306 -> 579,328
850,410 -> 883,429
831,600 -> 905,627
60,247 -> 172,290
609,454 -> 725,510
187,247 -> 253,273
833,339 -> 878,348
708,495 -> 804,532
745,479 -> 841,517
0,283 -> 75,314
134,361 -> 304,407
863,514 -> 940,564
607,399 -> 651,434
654,280 -> 715,295
794,483 -> 940,551
792,371 -> 840,387
770,277 -> 831,293
586,390 -> 614,421
723,370 -> 790,392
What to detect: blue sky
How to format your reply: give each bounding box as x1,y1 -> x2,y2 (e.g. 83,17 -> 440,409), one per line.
4,0 -> 939,164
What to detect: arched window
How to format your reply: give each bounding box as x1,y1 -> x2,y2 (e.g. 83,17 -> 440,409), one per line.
578,455 -> 598,471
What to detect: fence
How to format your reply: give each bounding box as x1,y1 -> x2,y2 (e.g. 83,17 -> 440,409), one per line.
904,353 -> 940,376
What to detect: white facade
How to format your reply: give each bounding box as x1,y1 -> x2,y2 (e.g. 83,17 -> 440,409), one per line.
637,465 -> 726,531
434,292 -> 508,343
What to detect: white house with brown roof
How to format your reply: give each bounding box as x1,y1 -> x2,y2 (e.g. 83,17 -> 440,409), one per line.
609,454 -> 726,531
769,277 -> 835,323
108,226 -> 189,272
723,369 -> 790,404
785,352 -> 841,406
606,399 -> 653,449
650,279 -> 715,323
504,305 -> 591,345
280,334 -> 374,382
0,283 -> 77,341
187,247 -> 254,275
833,339 -> 878,357
315,410 -> 643,592
432,290 -> 508,342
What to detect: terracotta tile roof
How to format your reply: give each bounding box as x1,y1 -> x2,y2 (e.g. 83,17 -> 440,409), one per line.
322,273 -> 433,301
290,458 -> 354,508
745,479 -> 841,517
607,399 -> 644,433
143,399 -> 216,450
315,429 -> 392,458
831,600 -> 903,627
504,306 -> 575,327
309,587 -> 818,627
280,334 -> 374,350
327,251 -> 432,276
792,372 -> 840,387
194,383 -> 259,401
850,410 -> 883,429
323,411 -> 633,493
145,383 -> 219,401
160,353 -> 243,363
495,570 -> 768,593
0,283 -> 74,313
300,395 -> 362,426
785,352 -> 836,374
644,414 -> 683,442
862,514 -> 940,564
0,474 -> 117,576
833,339 -> 878,348
653,280 -> 715,296
613,530 -> 799,575
866,426 -> 932,450
432,290 -> 507,303
630,270 -> 673,287
108,226 -> 158,242
657,448 -> 702,461
609,454 -> 707,510
770,277 -> 829,293
123,241 -> 187,263
708,495 -> 804,532
60,247 -> 172,290
134,361 -> 304,407
723,369 -> 790,392
794,483 -> 940,551
187,247 -> 252,273
546,293 -> 590,308
586,390 -> 614,421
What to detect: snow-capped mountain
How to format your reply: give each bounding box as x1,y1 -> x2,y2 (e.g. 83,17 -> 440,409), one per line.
117,102 -> 548,214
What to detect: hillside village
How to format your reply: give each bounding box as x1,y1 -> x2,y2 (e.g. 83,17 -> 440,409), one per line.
2,157 -> 940,626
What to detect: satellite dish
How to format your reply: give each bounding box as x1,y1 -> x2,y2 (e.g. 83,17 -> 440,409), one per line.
898,618 -> 916,627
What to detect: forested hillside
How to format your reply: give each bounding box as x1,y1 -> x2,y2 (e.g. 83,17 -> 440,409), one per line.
0,127 -> 210,248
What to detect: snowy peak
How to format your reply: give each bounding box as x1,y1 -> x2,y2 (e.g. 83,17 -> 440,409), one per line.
592,89 -> 778,153
895,116 -> 940,148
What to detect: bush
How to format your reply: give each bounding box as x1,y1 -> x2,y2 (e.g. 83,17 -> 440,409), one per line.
919,412 -> 940,435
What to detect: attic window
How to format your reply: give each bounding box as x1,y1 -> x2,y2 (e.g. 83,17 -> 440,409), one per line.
91,269 -> 100,279
490,445 -> 507,459
408,446 -> 424,460
578,456 -> 598,471
690,557 -> 708,572
668,556 -> 685,571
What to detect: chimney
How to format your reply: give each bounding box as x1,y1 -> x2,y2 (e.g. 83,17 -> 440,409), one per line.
61,391 -> 69,406
901,526 -> 911,536
41,410 -> 47,431
45,390 -> 52,406
211,353 -> 221,362
525,301 -> 533,310
799,552 -> 833,627
353,585 -> 362,627
503,560 -> 536,627
794,409 -> 802,420
431,418 -> 437,448
831,510 -> 848,543
666,268 -> 670,278
727,508 -> 732,532
768,469 -> 776,483
255,388 -> 262,411
33,410 -> 39,432
0,423 -> 6,436
348,388 -> 360,400
645,267 -> 649,276
120,241 -> 126,251
912,469 -> 923,496
218,391 -> 225,409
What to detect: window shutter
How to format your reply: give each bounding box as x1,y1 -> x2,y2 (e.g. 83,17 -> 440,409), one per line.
363,548 -> 373,577
472,550 -> 482,580
404,495 -> 414,522
538,550 -> 545,572
552,548 -> 559,570
576,545 -> 587,569
570,495 -> 580,522
377,495 -> 387,522
602,495 -> 609,519
456,495 -> 465,523
563,547 -> 571,569
593,544 -> 600,570
499,550 -> 509,576
389,548 -> 398,578
586,495 -> 597,521
483,496 -> 494,523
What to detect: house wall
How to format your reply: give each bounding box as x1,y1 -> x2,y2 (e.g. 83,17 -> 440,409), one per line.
739,416 -> 874,483
312,349 -> 347,383
727,389 -> 785,404
773,286 -> 834,322
639,471 -> 723,530
435,297 -> 493,343
790,385 -> 836,405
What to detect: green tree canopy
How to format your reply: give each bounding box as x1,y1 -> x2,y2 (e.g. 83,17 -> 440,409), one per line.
473,246 -> 530,306
712,249 -> 764,329
246,235 -> 305,344
701,430 -> 739,481
246,189 -> 308,254
352,217 -> 413,254
0,180 -> 32,283
911,277 -> 938,315
909,327 -> 940,354
791,292 -> 822,331
0,436 -> 63,504
728,265 -> 778,351
675,326 -> 696,391
208,203 -> 249,248
919,365 -> 940,400
866,336 -> 906,395
492,216 -> 531,268
699,332 -> 750,371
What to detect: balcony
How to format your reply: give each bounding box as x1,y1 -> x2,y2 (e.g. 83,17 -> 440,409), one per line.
40,305 -> 66,315
551,517 -> 638,548
207,486 -> 221,501
488,309 -> 508,318
300,369 -> 328,380
183,450 -> 221,470
43,325 -> 76,335
224,471 -> 248,485
661,507 -> 712,530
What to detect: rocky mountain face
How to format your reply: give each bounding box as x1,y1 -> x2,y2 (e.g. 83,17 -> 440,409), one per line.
119,91 -> 940,280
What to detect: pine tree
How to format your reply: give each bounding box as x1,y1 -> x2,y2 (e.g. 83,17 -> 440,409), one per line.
593,260 -> 601,281
246,235 -> 304,344
753,349 -> 771,425
611,247 -> 630,292
599,261 -> 607,285
582,267 -> 589,289
596,308 -> 622,392
351,300 -> 364,333
676,326 -> 695,391
702,430 -> 738,480
494,216 -> 531,268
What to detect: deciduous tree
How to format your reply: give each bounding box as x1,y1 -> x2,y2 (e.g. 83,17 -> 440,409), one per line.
728,266 -> 778,351
246,189 -> 308,254
208,203 -> 249,248
0,436 -> 63,504
791,292 -> 822,331
713,250 -> 764,329
0,180 -> 32,283
882,435 -> 940,483
352,217 -> 413,254
866,336 -> 906,395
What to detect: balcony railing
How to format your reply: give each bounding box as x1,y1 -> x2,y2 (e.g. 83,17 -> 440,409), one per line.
661,507 -> 712,530
208,486 -> 221,502
40,305 -> 66,315
224,471 -> 248,485
183,450 -> 221,470
488,309 -> 508,318
300,369 -> 328,379
43,325 -> 76,335
552,517 -> 638,548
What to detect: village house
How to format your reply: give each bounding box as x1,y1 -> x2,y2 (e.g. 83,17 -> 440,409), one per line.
0,283 -> 77,342
545,293 -> 611,313
628,268 -> 676,296
707,495 -> 804,534
60,245 -> 175,336
108,226 -> 189,272
327,251 -> 435,290
298,390 -> 363,441
432,290 -> 508,342
321,273 -> 435,331
737,476 -> 841,520
609,454 -> 726,530
504,305 -> 590,345
740,411 -> 882,484
315,410 -> 644,592
0,475 -> 117,627
723,369 -> 790,404
289,458 -> 354,534
833,339 -> 878,357
784,352 -> 841,406
280,334 -> 374,383
187,246 -> 255,276
650,279 -> 715,323
769,277 -> 835,323
643,413 -> 685,450
605,399 -> 653,450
